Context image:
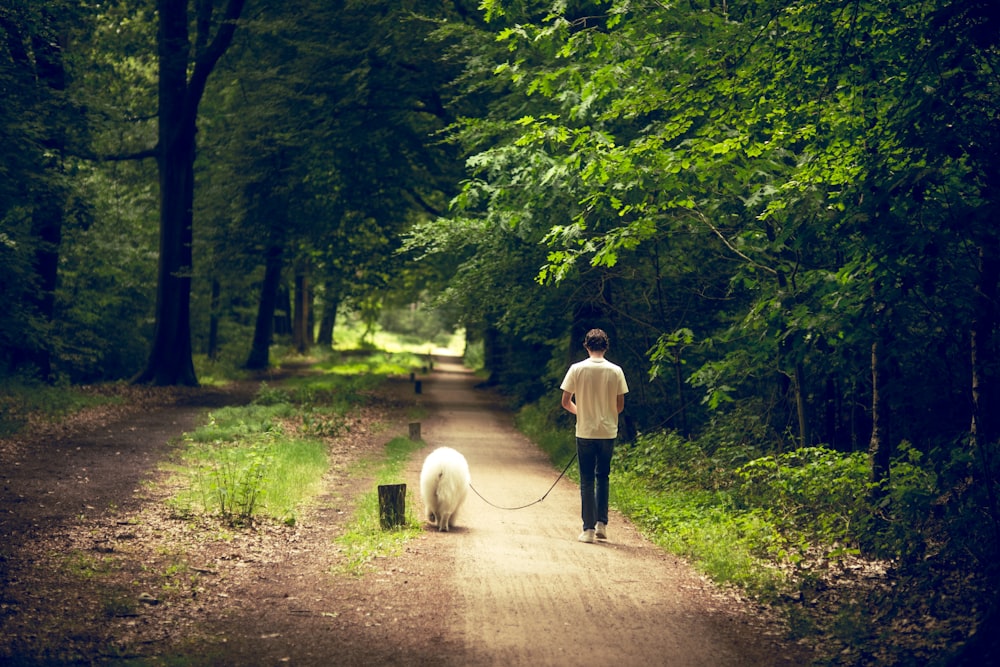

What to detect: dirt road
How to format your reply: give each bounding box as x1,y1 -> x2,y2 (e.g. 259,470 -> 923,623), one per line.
412,356 -> 804,667
0,357 -> 808,665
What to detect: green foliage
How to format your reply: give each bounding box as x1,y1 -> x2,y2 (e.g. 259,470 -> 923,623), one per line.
735,447 -> 871,557
616,431 -> 725,491
514,399 -> 576,465
614,476 -> 787,596
168,353 -> 427,527
205,440 -> 272,526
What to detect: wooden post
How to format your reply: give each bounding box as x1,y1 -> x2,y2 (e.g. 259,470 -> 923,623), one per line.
378,484 -> 407,530
409,422 -> 421,441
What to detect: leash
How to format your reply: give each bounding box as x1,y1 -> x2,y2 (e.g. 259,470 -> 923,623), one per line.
468,452 -> 578,511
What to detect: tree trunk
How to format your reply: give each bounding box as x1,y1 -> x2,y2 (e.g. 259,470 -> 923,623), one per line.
970,239 -> 1000,546
316,279 -> 341,347
136,0 -> 246,386
293,263 -> 310,353
794,361 -> 810,449
246,244 -> 284,370
482,325 -> 500,386
136,0 -> 198,385
1,9 -> 69,382
207,277 -> 221,360
869,337 -> 891,494
971,239 -> 1000,449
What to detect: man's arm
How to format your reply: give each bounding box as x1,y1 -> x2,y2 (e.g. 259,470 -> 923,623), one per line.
562,390 -> 577,415
616,393 -> 625,414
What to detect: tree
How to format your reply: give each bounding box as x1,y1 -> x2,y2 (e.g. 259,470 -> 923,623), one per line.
192,0 -> 470,368
134,0 -> 246,386
0,3 -> 88,381
423,0 -> 1000,480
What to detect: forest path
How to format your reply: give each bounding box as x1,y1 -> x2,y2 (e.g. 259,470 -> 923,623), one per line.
405,355 -> 805,666
0,357 -> 810,666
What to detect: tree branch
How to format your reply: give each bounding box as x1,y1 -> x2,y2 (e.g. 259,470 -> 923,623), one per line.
690,209 -> 778,275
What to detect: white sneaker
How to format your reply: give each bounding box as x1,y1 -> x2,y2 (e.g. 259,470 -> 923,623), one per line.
578,529 -> 595,543
595,522 -> 607,540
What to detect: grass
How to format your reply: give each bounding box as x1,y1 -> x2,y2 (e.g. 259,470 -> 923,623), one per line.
167,348 -> 433,539
168,424 -> 328,527
333,436 -> 425,575
0,379 -> 124,437
332,316 -> 466,357
167,354 -> 414,527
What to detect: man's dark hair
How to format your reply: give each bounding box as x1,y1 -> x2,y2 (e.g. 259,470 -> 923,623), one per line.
584,328 -> 609,351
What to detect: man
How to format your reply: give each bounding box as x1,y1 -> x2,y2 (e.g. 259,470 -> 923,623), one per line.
560,328 -> 629,543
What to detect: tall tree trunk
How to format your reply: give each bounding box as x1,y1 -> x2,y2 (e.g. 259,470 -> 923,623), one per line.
293,262 -> 310,353
970,238 -> 1000,546
207,277 -> 221,360
673,348 -> 688,436
316,278 -> 341,347
971,239 -> 1000,449
794,361 -> 810,449
246,244 -> 284,370
869,337 -> 891,495
136,0 -> 246,386
1,8 -> 70,382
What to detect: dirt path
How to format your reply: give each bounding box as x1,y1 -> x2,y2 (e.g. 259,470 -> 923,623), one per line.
0,358 -> 810,665
410,356 -> 805,666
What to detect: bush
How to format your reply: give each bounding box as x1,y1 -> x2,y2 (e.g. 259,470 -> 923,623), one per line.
616,431 -> 725,491
735,447 -> 871,553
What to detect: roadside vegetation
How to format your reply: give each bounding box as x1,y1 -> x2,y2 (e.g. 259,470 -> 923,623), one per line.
0,378 -> 127,437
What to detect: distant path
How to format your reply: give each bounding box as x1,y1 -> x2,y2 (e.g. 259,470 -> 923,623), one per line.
413,355 -> 808,666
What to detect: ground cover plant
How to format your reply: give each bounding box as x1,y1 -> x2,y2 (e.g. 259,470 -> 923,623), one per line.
0,378 -> 127,437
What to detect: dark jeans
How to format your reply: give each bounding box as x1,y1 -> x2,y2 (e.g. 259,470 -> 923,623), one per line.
577,437 -> 614,531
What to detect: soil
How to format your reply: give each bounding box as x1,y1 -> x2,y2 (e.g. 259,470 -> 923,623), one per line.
1,356 -> 812,666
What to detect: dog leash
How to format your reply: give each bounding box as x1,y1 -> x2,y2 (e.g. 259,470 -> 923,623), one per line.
468,452 -> 578,511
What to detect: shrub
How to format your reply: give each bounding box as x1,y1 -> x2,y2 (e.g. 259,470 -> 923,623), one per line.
735,447 -> 871,552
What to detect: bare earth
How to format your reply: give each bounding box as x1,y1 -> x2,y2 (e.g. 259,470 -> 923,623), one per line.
1,356 -> 811,666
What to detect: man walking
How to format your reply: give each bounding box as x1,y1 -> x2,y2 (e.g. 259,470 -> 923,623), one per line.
560,329 -> 629,543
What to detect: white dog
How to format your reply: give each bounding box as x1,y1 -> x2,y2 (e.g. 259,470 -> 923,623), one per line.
419,446 -> 470,532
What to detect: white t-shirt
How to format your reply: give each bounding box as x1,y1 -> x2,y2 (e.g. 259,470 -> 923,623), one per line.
560,357 -> 629,439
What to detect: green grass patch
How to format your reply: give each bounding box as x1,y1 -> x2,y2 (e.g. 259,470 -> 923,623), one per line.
169,425 -> 328,527
0,379 -> 124,437
167,385 -> 333,526
315,350 -> 422,377
333,436 -> 425,575
612,472 -> 786,596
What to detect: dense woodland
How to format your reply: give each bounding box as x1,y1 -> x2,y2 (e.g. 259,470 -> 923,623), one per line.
3,0 -> 999,660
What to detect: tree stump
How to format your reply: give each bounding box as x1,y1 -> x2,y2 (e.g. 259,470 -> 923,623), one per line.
378,484 -> 407,530
409,422 -> 421,441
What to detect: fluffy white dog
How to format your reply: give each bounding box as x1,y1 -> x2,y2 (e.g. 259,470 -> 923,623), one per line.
419,446 -> 470,532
